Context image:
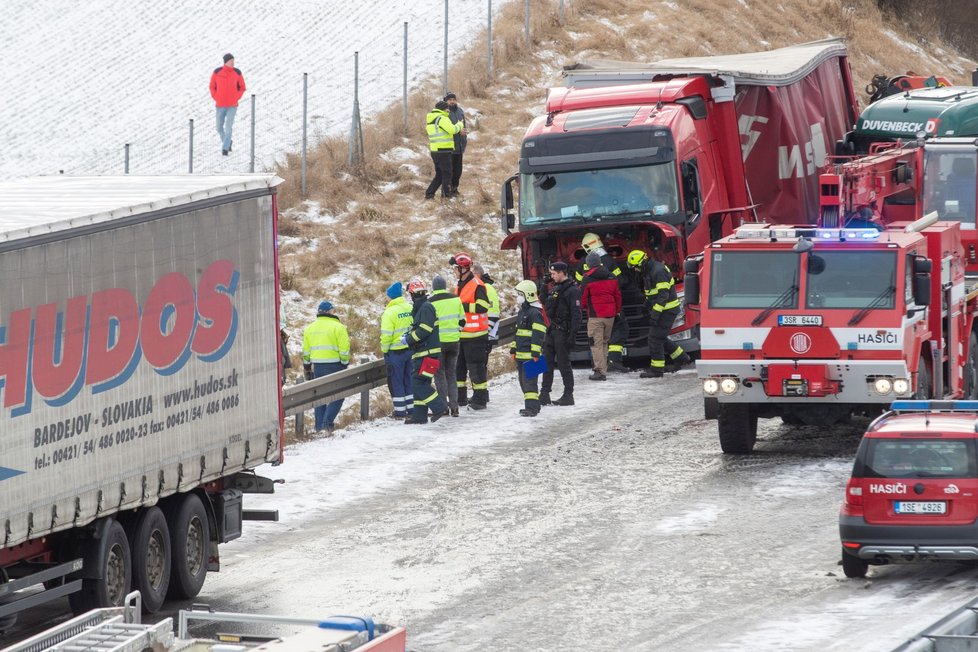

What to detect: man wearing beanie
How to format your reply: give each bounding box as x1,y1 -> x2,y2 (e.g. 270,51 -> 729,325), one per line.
428,274 -> 465,416
424,99 -> 465,199
380,281 -> 414,418
209,53 -> 246,156
302,300 -> 350,434
444,92 -> 467,197
580,251 -> 621,381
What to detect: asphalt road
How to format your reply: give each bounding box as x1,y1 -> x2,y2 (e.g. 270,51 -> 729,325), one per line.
5,370 -> 978,650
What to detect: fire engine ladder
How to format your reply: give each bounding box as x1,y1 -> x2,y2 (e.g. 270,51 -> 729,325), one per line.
1,592 -> 174,652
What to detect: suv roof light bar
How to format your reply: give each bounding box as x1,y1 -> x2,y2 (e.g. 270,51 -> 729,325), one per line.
733,225 -> 880,241
890,400 -> 978,412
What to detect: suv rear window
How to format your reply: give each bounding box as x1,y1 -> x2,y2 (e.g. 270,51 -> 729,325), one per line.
854,438 -> 977,479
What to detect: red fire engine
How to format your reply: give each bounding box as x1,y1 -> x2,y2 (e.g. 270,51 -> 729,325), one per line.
683,214 -> 978,454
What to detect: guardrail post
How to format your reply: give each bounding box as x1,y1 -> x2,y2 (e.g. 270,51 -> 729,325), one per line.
359,357 -> 371,420
294,411 -> 304,437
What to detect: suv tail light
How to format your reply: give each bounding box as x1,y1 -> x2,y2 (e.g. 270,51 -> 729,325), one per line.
841,478 -> 864,516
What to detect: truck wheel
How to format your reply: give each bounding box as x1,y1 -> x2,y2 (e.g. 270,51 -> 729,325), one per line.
130,507 -> 171,613
915,354 -> 932,399
166,494 -> 210,600
781,414 -> 804,426
841,548 -> 868,578
68,519 -> 132,615
717,404 -> 757,454
966,334 -> 978,399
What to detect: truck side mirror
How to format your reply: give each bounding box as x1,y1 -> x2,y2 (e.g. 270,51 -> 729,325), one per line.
912,271 -> 931,307
683,257 -> 702,305
913,257 -> 932,274
500,174 -> 517,234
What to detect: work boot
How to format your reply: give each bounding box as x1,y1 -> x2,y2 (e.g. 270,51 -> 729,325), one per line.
640,368 -> 664,378
607,361 -> 629,373
430,408 -> 448,423
519,408 -> 539,417
222,149 -> 228,156
553,394 -> 574,406
450,407 -> 459,417
458,388 -> 468,407
404,415 -> 428,424
589,371 -> 607,381
468,401 -> 487,411
539,391 -> 552,406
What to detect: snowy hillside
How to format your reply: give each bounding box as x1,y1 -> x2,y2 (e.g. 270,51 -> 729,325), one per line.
0,0 -> 499,178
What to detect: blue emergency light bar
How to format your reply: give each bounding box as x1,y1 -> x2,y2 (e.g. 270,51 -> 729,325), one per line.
890,400 -> 978,412
734,226 -> 881,241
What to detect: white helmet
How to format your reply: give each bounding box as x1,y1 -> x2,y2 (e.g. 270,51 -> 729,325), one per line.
515,280 -> 538,302
582,232 -> 603,254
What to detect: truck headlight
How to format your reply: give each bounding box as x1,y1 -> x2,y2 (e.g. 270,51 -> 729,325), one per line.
873,378 -> 893,395
893,378 -> 910,395
703,378 -> 719,395
720,378 -> 739,394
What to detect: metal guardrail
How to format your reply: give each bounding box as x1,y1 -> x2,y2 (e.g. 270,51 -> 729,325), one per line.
284,316 -> 516,434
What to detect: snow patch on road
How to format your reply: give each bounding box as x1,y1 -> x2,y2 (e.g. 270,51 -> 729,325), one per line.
655,503 -> 722,534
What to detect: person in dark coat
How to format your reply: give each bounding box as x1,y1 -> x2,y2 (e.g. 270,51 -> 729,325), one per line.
580,251 -> 622,381
404,278 -> 448,424
627,250 -> 691,378
510,281 -> 547,417
540,261 -> 581,406
444,91 -> 467,197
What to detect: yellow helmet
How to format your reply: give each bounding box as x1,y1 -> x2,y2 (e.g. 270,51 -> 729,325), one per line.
515,280 -> 538,302
581,232 -> 603,253
627,250 -> 648,268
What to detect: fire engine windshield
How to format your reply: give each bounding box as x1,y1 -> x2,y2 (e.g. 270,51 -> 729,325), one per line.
922,147 -> 977,229
708,251 -> 799,308
519,163 -> 680,225
805,251 -> 897,309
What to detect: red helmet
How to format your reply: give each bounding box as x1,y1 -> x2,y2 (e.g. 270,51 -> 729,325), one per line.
407,277 -> 427,294
450,252 -> 473,269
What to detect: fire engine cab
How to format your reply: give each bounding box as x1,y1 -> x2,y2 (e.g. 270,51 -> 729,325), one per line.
683,214 -> 978,454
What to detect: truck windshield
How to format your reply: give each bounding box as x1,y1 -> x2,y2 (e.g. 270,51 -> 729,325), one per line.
805,251 -> 897,309
922,147 -> 977,230
708,251 -> 799,309
519,163 -> 679,225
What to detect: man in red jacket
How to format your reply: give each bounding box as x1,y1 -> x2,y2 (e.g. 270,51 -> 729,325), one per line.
210,53 -> 246,156
580,251 -> 622,381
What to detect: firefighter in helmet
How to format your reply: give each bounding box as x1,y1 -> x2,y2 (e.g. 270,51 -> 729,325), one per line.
626,249 -> 691,377
576,232 -> 630,372
452,252 -> 491,409
510,280 -> 547,417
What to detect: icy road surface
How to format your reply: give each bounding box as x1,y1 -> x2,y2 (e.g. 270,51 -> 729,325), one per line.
189,369 -> 978,651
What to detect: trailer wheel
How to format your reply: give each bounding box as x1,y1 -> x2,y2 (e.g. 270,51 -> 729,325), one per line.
717,404 -> 757,454
68,519 -> 131,615
0,572 -> 18,632
841,548 -> 868,579
915,354 -> 933,399
966,334 -> 978,399
166,493 -> 210,600
130,507 -> 171,613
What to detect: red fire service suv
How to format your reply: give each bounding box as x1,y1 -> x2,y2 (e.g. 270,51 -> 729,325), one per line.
840,400 -> 978,578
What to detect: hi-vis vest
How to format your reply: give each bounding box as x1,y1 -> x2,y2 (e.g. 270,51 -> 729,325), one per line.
380,297 -> 413,353
457,275 -> 489,337
302,315 -> 350,365
430,290 -> 464,344
426,109 -> 460,152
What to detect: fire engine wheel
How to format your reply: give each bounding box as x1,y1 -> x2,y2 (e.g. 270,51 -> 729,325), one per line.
129,507 -> 171,613
166,493 -> 210,600
717,404 -> 757,454
915,354 -> 933,399
68,519 -> 132,615
966,333 -> 978,399
841,548 -> 868,579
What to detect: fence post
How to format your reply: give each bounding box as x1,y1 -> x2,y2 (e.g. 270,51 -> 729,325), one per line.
188,119 -> 194,173
301,73 -> 308,196
403,22 -> 409,134
124,143 -> 130,174
524,0 -> 530,45
487,0 -> 493,77
559,0 -> 565,24
443,0 -> 449,94
359,357 -> 370,421
348,52 -> 363,167
250,94 -> 256,173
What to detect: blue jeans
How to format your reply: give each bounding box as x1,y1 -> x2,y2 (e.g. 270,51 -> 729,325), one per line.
216,106 -> 237,151
313,362 -> 345,430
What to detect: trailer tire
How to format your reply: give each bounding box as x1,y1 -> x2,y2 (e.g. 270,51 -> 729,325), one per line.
966,333 -> 978,399
68,520 -> 132,615
130,507 -> 171,613
841,548 -> 868,579
916,354 -> 933,399
717,404 -> 757,454
166,494 -> 210,600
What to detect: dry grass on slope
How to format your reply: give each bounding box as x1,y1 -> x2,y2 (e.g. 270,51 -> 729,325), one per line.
275,0 -> 977,376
